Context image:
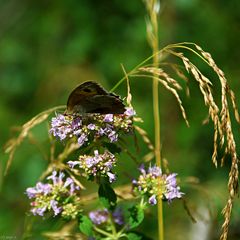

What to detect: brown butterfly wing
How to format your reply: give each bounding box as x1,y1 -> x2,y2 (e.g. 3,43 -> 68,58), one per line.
86,95 -> 125,114
66,81 -> 125,114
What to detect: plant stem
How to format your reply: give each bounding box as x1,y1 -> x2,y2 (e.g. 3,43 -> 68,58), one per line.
149,1 -> 164,240
94,226 -> 114,238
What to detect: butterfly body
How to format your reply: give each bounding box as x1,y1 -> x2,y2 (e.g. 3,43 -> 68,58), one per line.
66,81 -> 125,114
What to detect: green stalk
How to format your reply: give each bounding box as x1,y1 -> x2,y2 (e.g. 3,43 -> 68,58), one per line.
148,1 -> 164,240
94,226 -> 114,238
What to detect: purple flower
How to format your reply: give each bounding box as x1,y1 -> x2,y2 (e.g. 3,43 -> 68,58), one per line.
108,130 -> 118,142
148,165 -> 161,177
166,173 -> 177,186
67,161 -> 80,168
89,209 -> 109,225
51,114 -> 65,127
47,170 -> 58,184
72,117 -> 82,129
132,179 -> 138,185
98,128 -> 105,136
124,107 -> 136,117
85,157 -> 95,168
49,114 -> 73,141
104,114 -> 114,122
50,108 -> 136,148
133,164 -> 183,204
50,200 -> 62,216
112,208 -> 124,225
26,171 -> 80,218
70,182 -> 80,194
138,164 -> 146,175
77,150 -> 117,183
77,133 -> 88,146
47,171 -> 65,185
31,206 -> 47,216
63,177 -> 74,188
148,195 -> 157,205
89,208 -> 124,226
87,123 -> 96,130
26,182 -> 52,199
165,174 -> 183,201
107,172 -> 116,183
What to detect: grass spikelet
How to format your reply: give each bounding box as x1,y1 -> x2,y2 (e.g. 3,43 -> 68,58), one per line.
165,49 -> 222,167
191,44 -> 239,239
220,198 -> 233,240
134,125 -> 154,151
143,151 -> 155,162
164,62 -> 190,96
139,66 -> 182,90
161,42 -> 239,240
228,88 -> 240,123
132,71 -> 189,127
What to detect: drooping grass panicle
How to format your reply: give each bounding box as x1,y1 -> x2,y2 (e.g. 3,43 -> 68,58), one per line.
134,125 -> 154,152
157,42 -> 239,240
132,69 -> 189,127
139,67 -> 182,90
4,105 -> 66,175
160,62 -> 190,96
163,48 -> 222,167
109,41 -> 240,240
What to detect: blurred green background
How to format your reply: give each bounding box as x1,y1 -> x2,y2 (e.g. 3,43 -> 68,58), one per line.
1,0 -> 240,239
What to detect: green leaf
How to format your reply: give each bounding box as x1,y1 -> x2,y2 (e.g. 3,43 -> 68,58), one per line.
79,215 -> 93,236
127,206 -> 144,229
98,182 -> 117,209
127,233 -> 142,240
102,142 -> 122,154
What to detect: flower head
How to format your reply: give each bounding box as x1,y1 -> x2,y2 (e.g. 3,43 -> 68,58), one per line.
133,164 -> 183,205
67,150 -> 117,183
26,171 -> 81,218
89,209 -> 109,225
89,208 -> 124,226
49,108 -> 135,148
124,107 -> 136,117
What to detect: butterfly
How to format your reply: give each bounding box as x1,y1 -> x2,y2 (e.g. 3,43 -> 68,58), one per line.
65,81 -> 125,114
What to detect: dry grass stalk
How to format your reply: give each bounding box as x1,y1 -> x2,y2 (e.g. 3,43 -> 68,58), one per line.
165,49 -> 221,167
131,42 -> 239,239
163,62 -> 190,96
161,43 -> 239,240
139,66 -> 182,90
228,88 -> 240,123
4,105 -> 65,175
162,157 -> 170,174
192,44 -> 239,240
143,151 -> 155,162
118,140 -> 139,165
134,125 -> 154,151
132,71 -> 189,127
121,64 -> 133,108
